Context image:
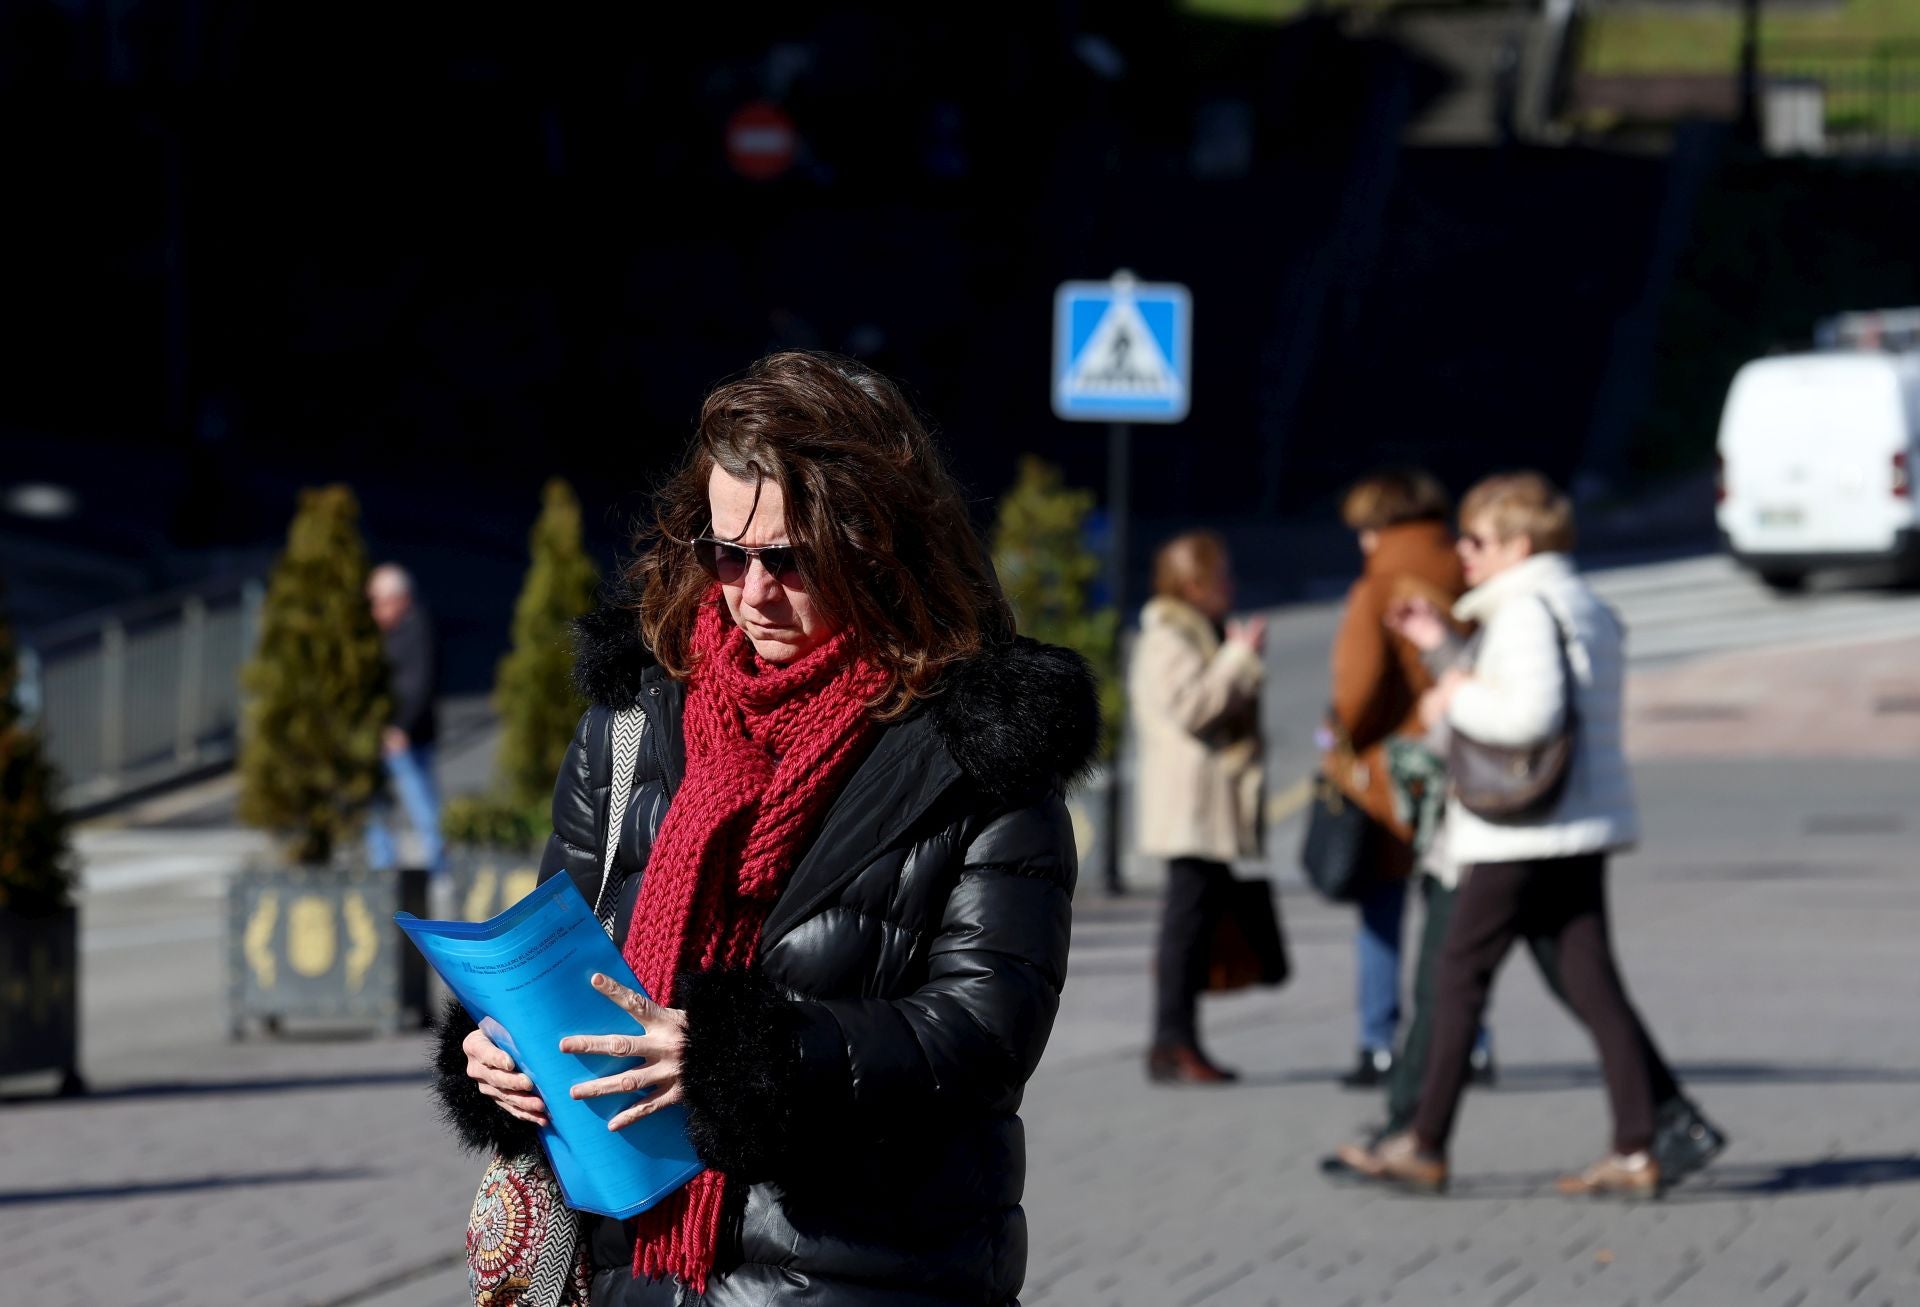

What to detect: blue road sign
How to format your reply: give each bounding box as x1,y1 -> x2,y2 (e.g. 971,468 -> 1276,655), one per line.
1052,272 -> 1191,423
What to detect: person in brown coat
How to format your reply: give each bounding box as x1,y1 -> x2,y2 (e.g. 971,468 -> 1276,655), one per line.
1325,469 -> 1476,1088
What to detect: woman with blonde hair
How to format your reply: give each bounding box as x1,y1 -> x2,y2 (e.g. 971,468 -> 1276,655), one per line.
1341,472 -> 1705,1199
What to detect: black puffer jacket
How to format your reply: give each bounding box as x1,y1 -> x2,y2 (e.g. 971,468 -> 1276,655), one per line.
432,596 -> 1099,1306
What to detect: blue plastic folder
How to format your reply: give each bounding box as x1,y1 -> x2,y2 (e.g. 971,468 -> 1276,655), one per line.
396,873 -> 704,1218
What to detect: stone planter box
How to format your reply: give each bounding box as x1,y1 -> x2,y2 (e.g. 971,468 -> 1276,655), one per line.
443,844 -> 544,923
1068,764 -> 1147,895
0,906 -> 82,1093
227,863 -> 429,1037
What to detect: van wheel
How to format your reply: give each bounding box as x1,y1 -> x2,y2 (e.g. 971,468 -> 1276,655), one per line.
1759,570 -> 1807,593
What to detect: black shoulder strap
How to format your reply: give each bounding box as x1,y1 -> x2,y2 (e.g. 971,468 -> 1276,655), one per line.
1536,595 -> 1580,731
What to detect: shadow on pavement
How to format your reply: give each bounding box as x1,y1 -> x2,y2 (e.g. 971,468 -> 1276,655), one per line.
1482,1061 -> 1920,1091
1673,1154 -> 1920,1198
1,1068 -> 426,1105
1443,1155 -> 1920,1202
1060,1055 -> 1920,1091
0,1167 -> 378,1206
1232,1059 -> 1920,1091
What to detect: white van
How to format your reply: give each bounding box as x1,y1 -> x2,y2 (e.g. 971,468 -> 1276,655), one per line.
1715,350 -> 1920,589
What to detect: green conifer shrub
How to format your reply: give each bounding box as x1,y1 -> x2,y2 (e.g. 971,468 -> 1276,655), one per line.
991,456 -> 1122,759
237,485 -> 390,865
0,576 -> 75,917
443,478 -> 600,854
441,793 -> 547,853
493,478 -> 600,813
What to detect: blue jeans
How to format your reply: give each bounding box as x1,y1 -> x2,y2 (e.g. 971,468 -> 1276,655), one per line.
1356,877 -> 1407,1052
1358,876 -> 1493,1056
366,744 -> 445,877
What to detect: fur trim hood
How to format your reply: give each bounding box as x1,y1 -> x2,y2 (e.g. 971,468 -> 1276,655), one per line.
570,580 -> 1101,802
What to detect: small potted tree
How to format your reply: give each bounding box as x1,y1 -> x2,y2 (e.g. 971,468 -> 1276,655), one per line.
991,457 -> 1121,879
228,485 -> 427,1035
443,478 -> 599,920
0,575 -> 82,1093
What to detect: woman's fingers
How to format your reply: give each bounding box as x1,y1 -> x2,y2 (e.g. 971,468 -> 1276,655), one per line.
589,972 -> 658,1024
462,1027 -> 517,1073
499,1100 -> 548,1125
557,1032 -> 647,1058
607,1083 -> 684,1132
482,1086 -> 548,1116
569,1060 -> 676,1101
468,1055 -> 536,1095
557,1030 -> 677,1061
477,1081 -> 549,1125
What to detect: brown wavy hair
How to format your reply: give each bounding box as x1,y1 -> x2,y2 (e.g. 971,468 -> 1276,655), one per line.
1151,530 -> 1229,601
633,351 -> 1014,718
1340,468 -> 1451,532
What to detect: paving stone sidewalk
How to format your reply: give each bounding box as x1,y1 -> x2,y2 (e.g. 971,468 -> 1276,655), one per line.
4,756 -> 1918,1307
1020,756 -> 1920,1307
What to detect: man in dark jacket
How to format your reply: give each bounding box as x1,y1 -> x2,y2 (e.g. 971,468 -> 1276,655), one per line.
366,563 -> 444,878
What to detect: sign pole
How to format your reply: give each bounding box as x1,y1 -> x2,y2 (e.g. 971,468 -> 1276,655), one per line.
1105,421 -> 1130,897
1052,271 -> 1189,901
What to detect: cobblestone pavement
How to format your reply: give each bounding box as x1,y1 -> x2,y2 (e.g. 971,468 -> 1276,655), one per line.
1626,635 -> 1920,761
6,755 -> 1919,1307
1024,868 -> 1920,1307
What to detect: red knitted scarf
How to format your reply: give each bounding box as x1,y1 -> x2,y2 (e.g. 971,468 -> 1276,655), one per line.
623,595 -> 888,1291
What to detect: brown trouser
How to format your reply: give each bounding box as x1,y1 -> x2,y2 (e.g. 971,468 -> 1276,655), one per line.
1411,853 -> 1657,1157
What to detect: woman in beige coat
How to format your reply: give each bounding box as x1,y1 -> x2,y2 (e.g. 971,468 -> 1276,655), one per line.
1131,531 -> 1266,1084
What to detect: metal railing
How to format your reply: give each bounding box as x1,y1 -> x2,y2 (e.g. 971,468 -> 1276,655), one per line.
19,576 -> 263,809
1765,40 -> 1920,156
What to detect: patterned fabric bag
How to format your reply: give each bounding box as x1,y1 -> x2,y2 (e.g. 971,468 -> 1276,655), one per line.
466,706 -> 648,1307
1383,736 -> 1449,860
467,1153 -> 590,1307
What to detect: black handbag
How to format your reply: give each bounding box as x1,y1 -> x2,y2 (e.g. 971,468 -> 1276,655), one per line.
1207,875 -> 1291,992
1299,771 -> 1378,903
1449,598 -> 1578,821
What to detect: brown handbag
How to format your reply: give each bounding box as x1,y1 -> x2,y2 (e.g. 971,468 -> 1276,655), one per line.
1448,598 -> 1577,821
1206,875 -> 1291,992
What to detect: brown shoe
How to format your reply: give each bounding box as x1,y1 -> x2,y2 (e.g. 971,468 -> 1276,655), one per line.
1337,1131 -> 1448,1195
1555,1151 -> 1662,1200
1145,1043 -> 1239,1085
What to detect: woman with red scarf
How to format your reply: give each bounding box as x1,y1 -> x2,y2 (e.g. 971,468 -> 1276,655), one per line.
432,352 -> 1100,1306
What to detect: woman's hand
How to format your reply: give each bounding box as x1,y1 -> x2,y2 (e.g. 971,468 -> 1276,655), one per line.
463,1025 -> 550,1128
1385,596 -> 1450,653
560,973 -> 689,1132
1226,616 -> 1268,656
1418,667 -> 1470,730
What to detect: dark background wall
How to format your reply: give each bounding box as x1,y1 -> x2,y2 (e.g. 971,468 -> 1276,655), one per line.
7,2 -> 1920,684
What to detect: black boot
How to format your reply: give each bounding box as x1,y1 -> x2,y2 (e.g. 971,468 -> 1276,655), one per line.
1651,1097 -> 1727,1186
1340,1047 -> 1393,1089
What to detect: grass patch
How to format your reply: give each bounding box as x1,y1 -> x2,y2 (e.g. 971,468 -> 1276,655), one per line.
1180,0 -> 1920,65
1584,1 -> 1920,138
1179,0 -> 1920,136
1584,1 -> 1920,76
1181,0 -> 1314,20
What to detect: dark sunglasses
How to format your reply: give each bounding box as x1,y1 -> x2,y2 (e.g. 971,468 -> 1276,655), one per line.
692,536 -> 808,586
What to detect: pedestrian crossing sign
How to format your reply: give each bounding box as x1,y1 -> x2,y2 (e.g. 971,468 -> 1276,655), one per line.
1052,272 -> 1191,423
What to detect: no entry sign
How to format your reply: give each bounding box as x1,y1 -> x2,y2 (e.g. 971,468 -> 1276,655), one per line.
726,102 -> 797,181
